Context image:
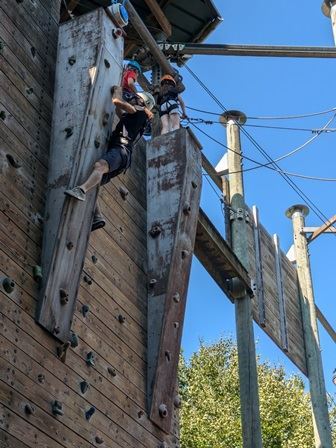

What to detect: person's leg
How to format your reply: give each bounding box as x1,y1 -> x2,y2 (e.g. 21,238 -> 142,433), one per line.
92,201 -> 106,232
170,112 -> 180,132
64,159 -> 109,201
160,114 -> 169,135
80,160 -> 109,193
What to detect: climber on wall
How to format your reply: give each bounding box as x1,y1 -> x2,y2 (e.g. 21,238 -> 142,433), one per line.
158,74 -> 187,135
64,88 -> 155,231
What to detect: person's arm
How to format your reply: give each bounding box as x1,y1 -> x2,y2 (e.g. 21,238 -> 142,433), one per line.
178,94 -> 187,119
127,76 -> 138,94
113,98 -> 136,114
143,107 -> 153,121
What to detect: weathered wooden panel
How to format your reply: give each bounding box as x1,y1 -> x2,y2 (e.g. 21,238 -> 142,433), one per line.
246,207 -> 307,375
147,128 -> 202,433
37,9 -> 124,342
1,2 -> 179,447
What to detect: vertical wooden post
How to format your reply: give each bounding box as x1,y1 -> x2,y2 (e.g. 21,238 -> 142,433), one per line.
220,110 -> 263,448
286,205 -> 333,448
322,1 -> 336,44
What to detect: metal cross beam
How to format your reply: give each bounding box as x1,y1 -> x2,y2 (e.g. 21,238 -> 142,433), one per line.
159,42 -> 336,58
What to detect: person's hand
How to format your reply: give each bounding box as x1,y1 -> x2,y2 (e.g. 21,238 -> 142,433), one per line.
146,110 -> 154,120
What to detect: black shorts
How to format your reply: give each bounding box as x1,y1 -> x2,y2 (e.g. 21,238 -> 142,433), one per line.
100,145 -> 131,185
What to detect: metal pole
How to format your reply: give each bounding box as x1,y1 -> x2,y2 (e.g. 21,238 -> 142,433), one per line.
159,42 -> 336,59
221,110 -> 263,448
286,204 -> 333,448
322,1 -> 336,45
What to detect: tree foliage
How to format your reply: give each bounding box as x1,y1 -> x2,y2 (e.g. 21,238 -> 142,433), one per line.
179,338 -> 336,448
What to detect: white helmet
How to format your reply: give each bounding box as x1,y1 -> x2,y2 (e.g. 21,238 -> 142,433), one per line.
137,92 -> 155,110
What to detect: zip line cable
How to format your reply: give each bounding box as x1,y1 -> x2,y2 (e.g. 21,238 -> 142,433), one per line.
186,105 -> 336,121
185,116 -> 336,133
191,122 -> 336,181
183,64 -> 335,225
184,114 -> 336,176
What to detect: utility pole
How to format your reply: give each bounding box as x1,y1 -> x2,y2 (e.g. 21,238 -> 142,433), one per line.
220,110 -> 263,448
286,205 -> 333,448
322,0 -> 336,44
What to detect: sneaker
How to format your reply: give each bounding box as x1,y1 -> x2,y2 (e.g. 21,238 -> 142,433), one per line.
64,186 -> 86,201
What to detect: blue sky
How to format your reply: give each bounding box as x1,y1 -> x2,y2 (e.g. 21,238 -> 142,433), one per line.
179,0 -> 336,393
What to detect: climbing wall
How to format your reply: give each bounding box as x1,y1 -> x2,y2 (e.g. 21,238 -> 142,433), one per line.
0,2 -> 178,447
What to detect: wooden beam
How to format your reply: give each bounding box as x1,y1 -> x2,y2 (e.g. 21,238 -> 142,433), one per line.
201,152 -> 222,191
306,215 -> 336,243
147,128 -> 202,433
316,306 -> 336,343
143,0 -> 172,37
60,0 -> 80,21
194,208 -> 252,301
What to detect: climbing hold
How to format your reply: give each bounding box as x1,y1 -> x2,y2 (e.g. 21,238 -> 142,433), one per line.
32,265 -> 42,283
68,56 -> 76,65
183,203 -> 191,215
6,154 -> 22,168
158,403 -> 168,418
138,410 -> 144,418
24,403 -> 35,415
59,288 -> 69,305
16,0 -> 24,3
37,373 -> 45,384
119,186 -> 128,200
82,304 -> 90,317
52,400 -> 64,416
104,59 -> 110,68
174,395 -> 182,409
26,87 -> 33,95
64,127 -> 73,138
0,111 -> 6,120
70,332 -> 79,348
102,113 -> 109,126
80,380 -> 89,394
172,292 -> 180,303
30,46 -> 36,57
66,242 -> 74,250
53,326 -> 60,335
117,314 -> 126,324
181,249 -> 189,259
2,277 -> 15,294
107,366 -> 117,377
149,223 -> 162,238
191,181 -> 198,189
165,351 -> 171,362
85,406 -> 96,420
56,341 -> 70,361
173,322 -> 179,329
91,255 -> 98,264
86,351 -> 95,367
149,278 -> 157,287
95,436 -> 104,444
94,139 -> 100,149
112,28 -> 123,39
158,442 -> 169,448
83,275 -> 92,285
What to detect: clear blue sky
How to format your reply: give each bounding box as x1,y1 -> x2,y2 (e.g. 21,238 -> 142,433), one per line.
179,0 -> 336,393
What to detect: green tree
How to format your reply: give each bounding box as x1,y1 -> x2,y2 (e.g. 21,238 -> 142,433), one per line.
179,338 -> 335,448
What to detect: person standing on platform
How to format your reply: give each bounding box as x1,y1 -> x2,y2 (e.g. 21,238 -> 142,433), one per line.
158,74 -> 187,135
